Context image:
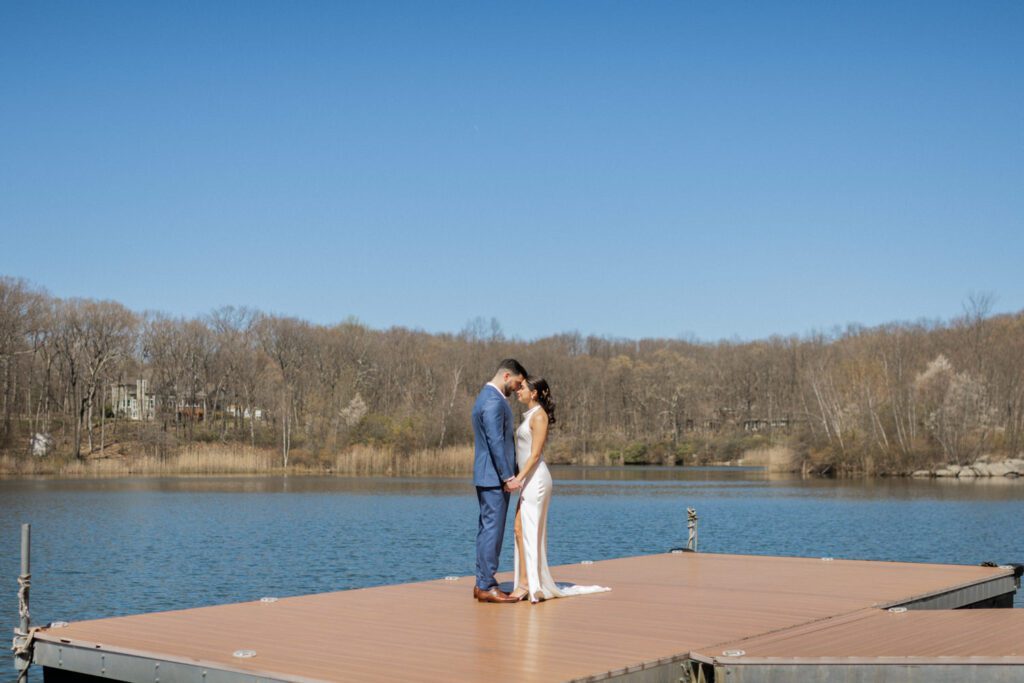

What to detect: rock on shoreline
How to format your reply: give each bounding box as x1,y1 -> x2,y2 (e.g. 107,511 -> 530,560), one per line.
912,458 -> 1024,479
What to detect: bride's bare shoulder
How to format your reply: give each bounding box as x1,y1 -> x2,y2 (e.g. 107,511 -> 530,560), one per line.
530,408 -> 549,428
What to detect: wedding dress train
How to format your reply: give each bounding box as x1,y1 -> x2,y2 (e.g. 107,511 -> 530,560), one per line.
513,405 -> 609,602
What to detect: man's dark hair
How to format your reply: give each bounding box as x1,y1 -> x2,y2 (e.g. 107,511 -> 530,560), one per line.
496,358 -> 528,379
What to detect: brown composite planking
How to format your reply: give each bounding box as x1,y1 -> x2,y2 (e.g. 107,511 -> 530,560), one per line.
701,608 -> 1024,663
33,552 -> 1014,682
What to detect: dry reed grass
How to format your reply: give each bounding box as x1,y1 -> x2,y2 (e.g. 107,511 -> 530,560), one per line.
0,444 -> 474,478
0,445 -> 276,477
331,444 -> 472,476
740,446 -> 797,472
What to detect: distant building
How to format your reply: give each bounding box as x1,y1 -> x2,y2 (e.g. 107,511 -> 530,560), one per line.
111,379 -> 156,421
176,404 -> 205,421
743,418 -> 799,432
142,392 -> 206,422
110,381 -> 264,423
226,404 -> 264,421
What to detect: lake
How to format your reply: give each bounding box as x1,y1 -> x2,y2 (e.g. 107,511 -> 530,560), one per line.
2,467 -> 1022,682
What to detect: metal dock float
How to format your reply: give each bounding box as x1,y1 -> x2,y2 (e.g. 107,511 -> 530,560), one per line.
20,550 -> 1022,682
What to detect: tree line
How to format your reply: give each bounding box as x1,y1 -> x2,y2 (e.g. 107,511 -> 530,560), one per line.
1,276 -> 1021,474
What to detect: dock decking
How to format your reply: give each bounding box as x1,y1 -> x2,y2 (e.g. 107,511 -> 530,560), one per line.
31,552 -> 1021,682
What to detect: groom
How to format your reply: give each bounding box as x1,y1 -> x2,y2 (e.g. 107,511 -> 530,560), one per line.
471,358 -> 528,603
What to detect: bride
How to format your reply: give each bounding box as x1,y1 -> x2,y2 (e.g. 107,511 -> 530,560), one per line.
508,377 -> 608,603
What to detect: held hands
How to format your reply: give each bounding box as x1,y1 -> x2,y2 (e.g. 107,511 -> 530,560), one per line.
503,477 -> 523,492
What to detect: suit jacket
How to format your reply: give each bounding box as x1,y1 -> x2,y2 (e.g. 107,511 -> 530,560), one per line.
472,384 -> 517,487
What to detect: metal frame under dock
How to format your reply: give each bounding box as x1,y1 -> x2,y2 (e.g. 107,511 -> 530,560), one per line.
26,552 -> 1023,682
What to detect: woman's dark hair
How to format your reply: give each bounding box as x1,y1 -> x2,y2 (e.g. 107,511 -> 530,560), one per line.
525,377 -> 556,426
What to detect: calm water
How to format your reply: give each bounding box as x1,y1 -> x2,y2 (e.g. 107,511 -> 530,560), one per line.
2,467 -> 1023,681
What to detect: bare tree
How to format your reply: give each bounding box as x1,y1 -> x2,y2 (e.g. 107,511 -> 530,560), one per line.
257,315 -> 312,466
0,278 -> 44,447
3,275 -> 1024,475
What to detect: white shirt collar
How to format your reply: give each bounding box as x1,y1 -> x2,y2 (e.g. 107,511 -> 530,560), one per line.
486,382 -> 507,399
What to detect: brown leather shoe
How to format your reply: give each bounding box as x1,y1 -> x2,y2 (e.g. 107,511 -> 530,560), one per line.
474,586 -> 518,603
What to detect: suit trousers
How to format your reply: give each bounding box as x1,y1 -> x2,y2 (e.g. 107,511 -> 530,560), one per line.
475,485 -> 510,591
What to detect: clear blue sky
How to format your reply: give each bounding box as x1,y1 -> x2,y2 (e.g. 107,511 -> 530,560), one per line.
2,1 -> 1021,341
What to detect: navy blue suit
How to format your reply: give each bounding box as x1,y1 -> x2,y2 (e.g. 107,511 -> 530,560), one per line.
472,384 -> 517,590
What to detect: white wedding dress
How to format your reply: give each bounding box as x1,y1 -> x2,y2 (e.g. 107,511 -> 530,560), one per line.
513,405 -> 610,602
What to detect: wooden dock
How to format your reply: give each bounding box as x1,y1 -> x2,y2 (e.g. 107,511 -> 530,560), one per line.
30,552 -> 1022,682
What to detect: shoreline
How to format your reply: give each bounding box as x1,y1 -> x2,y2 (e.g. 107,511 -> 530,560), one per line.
2,459 -> 1022,482
3,441 -> 1022,481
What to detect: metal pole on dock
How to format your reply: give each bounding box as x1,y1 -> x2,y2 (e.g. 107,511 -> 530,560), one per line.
13,523 -> 32,683
687,507 -> 698,552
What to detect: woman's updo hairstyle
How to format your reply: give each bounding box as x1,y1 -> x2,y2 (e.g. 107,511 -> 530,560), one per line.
526,377 -> 556,426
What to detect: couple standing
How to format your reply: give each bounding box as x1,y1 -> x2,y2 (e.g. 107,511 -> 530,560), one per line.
471,359 -> 607,604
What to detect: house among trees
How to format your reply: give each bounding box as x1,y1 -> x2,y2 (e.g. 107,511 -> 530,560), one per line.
176,399 -> 205,422
743,418 -> 797,433
226,404 -> 264,421
110,380 -> 223,424
110,379 -> 156,421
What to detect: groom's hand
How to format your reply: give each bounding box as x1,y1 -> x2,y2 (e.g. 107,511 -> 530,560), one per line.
503,477 -> 522,492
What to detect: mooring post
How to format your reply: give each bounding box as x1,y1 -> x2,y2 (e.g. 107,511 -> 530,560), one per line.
687,507 -> 698,552
13,523 -> 32,682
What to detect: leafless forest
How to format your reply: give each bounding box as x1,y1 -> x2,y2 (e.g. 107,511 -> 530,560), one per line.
1,276 -> 1022,475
